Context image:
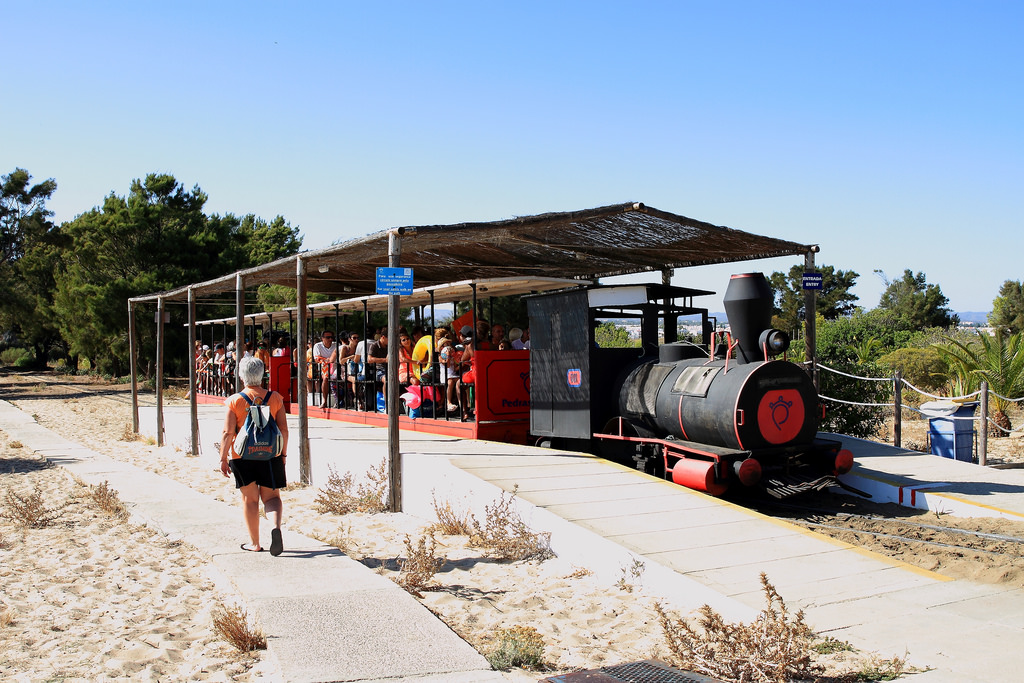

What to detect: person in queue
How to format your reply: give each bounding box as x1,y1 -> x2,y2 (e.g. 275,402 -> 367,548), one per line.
398,331 -> 416,387
475,320 -> 492,350
457,325 -> 476,417
272,336 -> 289,357
365,329 -> 389,401
313,330 -> 338,407
490,323 -> 506,349
255,339 -> 271,367
514,327 -> 530,350
220,356 -> 289,555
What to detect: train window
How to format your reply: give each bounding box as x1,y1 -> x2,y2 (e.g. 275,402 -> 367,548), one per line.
671,365 -> 721,397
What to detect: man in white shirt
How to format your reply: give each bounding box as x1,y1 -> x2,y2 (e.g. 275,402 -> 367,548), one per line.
312,330 -> 338,407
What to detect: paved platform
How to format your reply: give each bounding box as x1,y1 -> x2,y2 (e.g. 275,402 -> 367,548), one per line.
830,432 -> 1024,520
6,398 -> 1024,682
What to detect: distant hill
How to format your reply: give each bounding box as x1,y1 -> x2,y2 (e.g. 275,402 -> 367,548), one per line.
956,311 -> 990,325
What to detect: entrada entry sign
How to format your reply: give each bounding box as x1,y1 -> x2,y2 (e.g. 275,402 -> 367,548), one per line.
802,272 -> 823,290
376,267 -> 414,295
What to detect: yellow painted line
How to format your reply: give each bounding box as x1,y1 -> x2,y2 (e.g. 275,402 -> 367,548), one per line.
930,491 -> 1024,520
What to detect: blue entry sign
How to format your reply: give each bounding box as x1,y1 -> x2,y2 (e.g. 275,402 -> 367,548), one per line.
376,267 -> 414,295
802,272 -> 823,290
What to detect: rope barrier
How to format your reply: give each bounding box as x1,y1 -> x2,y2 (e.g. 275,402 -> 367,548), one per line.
990,391 -> 1024,403
898,380 -> 981,402
816,363 -> 891,382
985,417 -> 1024,435
819,394 -> 893,408
901,405 -> 980,422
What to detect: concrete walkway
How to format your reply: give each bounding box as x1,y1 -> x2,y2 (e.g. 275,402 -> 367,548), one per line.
0,399 -> 504,683
6,396 -> 1024,682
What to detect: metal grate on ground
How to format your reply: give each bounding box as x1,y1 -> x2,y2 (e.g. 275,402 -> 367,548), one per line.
541,659 -> 725,683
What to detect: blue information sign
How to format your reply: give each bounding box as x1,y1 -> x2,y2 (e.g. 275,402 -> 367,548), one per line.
376,267 -> 414,295
802,272 -> 823,290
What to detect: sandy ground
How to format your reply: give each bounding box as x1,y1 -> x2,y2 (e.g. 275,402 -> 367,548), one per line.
3,371 -> 1024,681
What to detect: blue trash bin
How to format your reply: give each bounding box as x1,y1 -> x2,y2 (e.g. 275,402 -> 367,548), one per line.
922,401 -> 977,462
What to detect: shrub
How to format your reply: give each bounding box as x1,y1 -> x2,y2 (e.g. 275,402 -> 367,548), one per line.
469,486 -> 553,562
0,347 -> 31,366
656,573 -> 818,683
395,533 -> 444,596
877,347 -> 948,393
89,481 -> 129,520
1,485 -> 66,528
313,460 -> 388,515
430,494 -> 473,535
212,602 -> 267,652
486,625 -> 546,671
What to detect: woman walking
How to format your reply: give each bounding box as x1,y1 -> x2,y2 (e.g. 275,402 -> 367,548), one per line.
220,356 -> 289,555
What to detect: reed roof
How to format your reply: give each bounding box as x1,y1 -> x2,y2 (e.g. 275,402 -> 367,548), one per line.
132,202 -> 811,303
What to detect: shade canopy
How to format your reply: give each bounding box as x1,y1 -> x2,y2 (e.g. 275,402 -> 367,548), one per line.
132,202 -> 811,303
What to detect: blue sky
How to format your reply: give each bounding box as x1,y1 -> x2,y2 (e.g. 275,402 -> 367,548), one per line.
4,2 -> 1021,312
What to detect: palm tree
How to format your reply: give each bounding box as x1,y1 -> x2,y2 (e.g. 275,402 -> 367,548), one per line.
934,329 -> 1024,436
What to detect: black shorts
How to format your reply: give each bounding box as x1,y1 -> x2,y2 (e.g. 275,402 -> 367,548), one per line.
229,456 -> 287,490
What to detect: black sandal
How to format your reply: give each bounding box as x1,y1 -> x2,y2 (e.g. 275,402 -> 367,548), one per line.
270,528 -> 284,556
241,543 -> 264,552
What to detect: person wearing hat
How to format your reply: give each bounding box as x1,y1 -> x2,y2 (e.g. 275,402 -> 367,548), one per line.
457,325 -> 476,418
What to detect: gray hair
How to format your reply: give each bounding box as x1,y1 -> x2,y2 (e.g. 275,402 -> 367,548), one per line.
237,356 -> 265,387
508,327 -> 523,342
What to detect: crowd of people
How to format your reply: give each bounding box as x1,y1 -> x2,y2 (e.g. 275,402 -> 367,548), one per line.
193,318 -> 531,420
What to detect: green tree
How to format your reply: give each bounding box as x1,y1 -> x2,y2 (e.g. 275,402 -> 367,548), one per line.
1,168 -> 57,266
989,280 -> 1024,334
769,264 -> 860,333
815,314 -> 891,438
876,269 -> 957,329
0,168 -> 65,366
934,329 -> 1024,436
594,322 -> 637,348
52,174 -> 301,375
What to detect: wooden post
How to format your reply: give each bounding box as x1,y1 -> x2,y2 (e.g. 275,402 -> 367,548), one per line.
893,369 -> 902,448
803,247 -> 819,392
128,301 -> 139,434
387,229 -> 403,513
235,274 -> 245,393
296,257 -> 310,484
979,381 -> 988,466
155,297 -> 165,447
187,287 -> 200,457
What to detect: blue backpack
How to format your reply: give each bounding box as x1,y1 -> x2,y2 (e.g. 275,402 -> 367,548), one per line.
232,391 -> 284,461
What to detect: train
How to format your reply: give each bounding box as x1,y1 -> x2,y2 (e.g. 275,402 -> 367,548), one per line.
526,272 -> 854,499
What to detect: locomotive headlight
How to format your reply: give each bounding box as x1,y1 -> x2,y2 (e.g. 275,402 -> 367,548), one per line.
758,329 -> 790,357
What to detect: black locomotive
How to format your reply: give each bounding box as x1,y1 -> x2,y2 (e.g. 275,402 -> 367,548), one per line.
526,272 -> 853,498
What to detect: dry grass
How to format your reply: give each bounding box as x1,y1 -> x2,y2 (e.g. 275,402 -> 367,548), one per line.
1,485 -> 67,528
430,494 -> 473,535
563,566 -> 592,579
313,523 -> 354,555
656,573 -> 818,683
395,533 -> 444,596
89,480 -> 129,520
313,460 -> 388,515
615,557 -> 646,593
211,602 -> 267,653
469,486 -> 553,562
485,625 -> 547,671
119,423 -> 141,442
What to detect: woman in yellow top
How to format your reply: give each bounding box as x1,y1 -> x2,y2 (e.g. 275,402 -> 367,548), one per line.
220,356 -> 290,555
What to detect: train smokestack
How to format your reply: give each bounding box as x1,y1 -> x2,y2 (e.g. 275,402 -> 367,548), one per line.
723,272 -> 775,364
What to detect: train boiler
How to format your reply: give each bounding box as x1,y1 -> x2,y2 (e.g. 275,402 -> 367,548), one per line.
527,273 -> 853,498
